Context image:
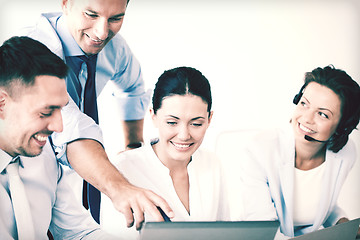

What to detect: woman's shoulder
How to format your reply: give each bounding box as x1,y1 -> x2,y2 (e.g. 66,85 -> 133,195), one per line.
192,148 -> 220,166
193,147 -> 218,159
110,144 -> 152,169
331,138 -> 357,166
248,127 -> 292,150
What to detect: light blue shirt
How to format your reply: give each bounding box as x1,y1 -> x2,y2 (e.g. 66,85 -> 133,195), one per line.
0,144 -> 115,240
54,13 -> 151,120
18,13 -> 151,165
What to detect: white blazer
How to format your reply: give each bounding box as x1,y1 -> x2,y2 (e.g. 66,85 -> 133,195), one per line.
239,126 -> 356,237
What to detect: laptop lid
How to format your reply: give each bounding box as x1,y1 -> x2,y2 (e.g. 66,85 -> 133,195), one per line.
139,221 -> 279,240
291,218 -> 360,240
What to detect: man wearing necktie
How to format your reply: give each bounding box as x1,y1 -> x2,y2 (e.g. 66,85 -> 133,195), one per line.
0,36 -> 115,239
20,0 -> 174,228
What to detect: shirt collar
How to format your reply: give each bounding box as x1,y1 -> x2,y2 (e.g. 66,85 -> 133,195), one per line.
0,149 -> 23,174
56,15 -> 84,57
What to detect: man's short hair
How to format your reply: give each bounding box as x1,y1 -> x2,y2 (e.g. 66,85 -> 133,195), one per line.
0,36 -> 68,96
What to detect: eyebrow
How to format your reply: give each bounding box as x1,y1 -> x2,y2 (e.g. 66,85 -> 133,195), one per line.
45,100 -> 70,110
86,9 -> 125,18
303,97 -> 334,116
45,106 -> 61,110
167,115 -> 206,121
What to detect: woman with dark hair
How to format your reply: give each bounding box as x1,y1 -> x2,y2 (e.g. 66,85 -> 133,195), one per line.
239,65 -> 360,239
101,67 -> 227,238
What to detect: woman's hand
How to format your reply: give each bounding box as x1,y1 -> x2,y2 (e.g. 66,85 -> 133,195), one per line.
336,217 -> 360,239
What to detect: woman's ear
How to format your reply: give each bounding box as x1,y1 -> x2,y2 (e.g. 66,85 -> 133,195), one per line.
149,108 -> 155,119
208,111 -> 214,125
150,108 -> 158,128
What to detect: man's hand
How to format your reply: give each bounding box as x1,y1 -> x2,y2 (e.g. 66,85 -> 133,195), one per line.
67,139 -> 174,230
109,183 -> 174,230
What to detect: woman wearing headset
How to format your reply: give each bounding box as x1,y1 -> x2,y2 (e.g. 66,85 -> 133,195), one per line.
239,65 -> 360,239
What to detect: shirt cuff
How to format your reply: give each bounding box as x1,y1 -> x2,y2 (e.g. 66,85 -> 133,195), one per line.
114,89 -> 152,120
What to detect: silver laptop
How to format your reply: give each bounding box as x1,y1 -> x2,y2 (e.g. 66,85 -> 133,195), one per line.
139,221 -> 279,240
291,218 -> 360,240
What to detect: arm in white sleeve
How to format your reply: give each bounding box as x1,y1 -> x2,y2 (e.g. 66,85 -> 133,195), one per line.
49,165 -> 119,240
239,144 -> 278,221
323,204 -> 347,228
51,96 -> 103,166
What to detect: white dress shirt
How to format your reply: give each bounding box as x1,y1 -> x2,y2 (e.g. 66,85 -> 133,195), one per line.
0,143 -> 116,240
101,142 -> 228,239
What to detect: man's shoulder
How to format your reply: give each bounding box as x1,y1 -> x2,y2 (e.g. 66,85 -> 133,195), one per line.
103,34 -> 131,56
97,34 -> 134,68
18,12 -> 64,58
18,12 -> 61,37
108,33 -> 127,46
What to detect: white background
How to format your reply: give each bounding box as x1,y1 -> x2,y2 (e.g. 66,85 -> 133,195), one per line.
1,0 -> 359,221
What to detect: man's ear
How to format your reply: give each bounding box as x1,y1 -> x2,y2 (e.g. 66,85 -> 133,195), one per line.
0,90 -> 8,119
62,0 -> 70,15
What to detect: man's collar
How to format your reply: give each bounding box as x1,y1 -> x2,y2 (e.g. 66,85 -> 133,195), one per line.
0,149 -> 16,173
56,15 -> 84,57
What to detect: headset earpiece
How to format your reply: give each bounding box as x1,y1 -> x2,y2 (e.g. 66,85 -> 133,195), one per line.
293,84 -> 306,105
293,94 -> 301,105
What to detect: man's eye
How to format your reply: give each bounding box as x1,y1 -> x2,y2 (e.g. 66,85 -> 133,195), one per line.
85,12 -> 98,18
109,17 -> 123,22
40,112 -> 52,118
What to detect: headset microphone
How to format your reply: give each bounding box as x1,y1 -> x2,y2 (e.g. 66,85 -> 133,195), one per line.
304,135 -> 328,143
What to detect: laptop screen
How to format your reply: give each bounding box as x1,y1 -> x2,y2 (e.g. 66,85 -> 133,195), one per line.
139,221 -> 279,240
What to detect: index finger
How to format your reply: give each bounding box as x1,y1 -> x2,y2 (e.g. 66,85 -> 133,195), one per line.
144,191 -> 174,220
121,205 -> 135,228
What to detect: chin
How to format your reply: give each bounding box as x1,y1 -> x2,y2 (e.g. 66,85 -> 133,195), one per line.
24,147 -> 43,157
84,48 -> 102,56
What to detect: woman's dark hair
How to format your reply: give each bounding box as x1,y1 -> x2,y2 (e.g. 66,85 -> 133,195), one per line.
152,66 -> 212,115
300,65 -> 360,152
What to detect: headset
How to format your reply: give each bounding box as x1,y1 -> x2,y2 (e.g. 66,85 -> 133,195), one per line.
292,84 -> 306,105
293,83 -> 352,149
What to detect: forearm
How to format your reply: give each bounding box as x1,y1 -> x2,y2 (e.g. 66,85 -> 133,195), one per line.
336,218 -> 360,239
324,204 -> 347,227
122,119 -> 144,149
66,139 -> 131,199
66,133 -> 174,229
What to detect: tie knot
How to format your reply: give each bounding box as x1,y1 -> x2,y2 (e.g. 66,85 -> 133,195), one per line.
76,54 -> 97,65
6,157 -> 20,177
76,55 -> 88,63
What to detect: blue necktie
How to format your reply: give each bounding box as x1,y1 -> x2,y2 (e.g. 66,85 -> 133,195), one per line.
65,54 -> 101,224
80,54 -> 99,124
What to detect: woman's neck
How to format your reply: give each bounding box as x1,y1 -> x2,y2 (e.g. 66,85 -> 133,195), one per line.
295,142 -> 326,170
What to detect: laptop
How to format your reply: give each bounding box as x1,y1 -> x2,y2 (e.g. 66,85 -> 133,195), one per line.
139,221 -> 279,240
291,218 -> 360,240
